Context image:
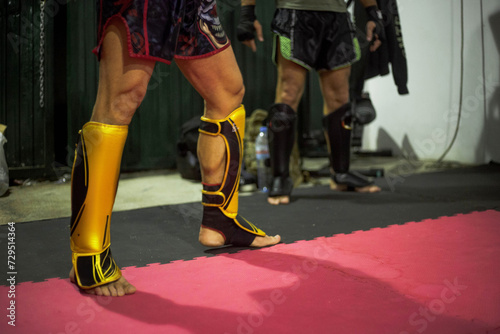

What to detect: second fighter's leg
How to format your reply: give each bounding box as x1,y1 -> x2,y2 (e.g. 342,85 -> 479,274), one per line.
69,19 -> 156,296
319,67 -> 380,193
269,39 -> 307,205
176,47 -> 280,247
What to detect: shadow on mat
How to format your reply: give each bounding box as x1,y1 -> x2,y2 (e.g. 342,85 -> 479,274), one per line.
93,250 -> 493,334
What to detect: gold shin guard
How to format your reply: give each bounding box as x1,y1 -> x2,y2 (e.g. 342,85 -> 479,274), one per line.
70,122 -> 128,289
199,106 -> 266,246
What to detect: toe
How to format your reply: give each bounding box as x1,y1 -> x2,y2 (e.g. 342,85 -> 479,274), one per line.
250,234 -> 281,247
279,196 -> 290,204
125,284 -> 137,295
94,286 -> 103,296
356,185 -> 381,193
115,284 -> 125,297
108,284 -> 118,297
268,197 -> 280,205
268,196 -> 289,205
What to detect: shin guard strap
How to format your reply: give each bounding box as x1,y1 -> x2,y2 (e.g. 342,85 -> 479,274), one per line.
72,246 -> 122,289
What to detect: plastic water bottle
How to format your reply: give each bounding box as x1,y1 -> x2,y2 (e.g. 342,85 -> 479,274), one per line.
255,126 -> 270,192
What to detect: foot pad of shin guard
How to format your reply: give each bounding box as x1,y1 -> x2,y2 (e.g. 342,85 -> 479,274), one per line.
333,171 -> 373,189
269,176 -> 294,197
202,206 -> 264,247
73,247 -> 122,289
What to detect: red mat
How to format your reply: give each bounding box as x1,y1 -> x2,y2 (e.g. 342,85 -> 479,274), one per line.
2,210 -> 500,334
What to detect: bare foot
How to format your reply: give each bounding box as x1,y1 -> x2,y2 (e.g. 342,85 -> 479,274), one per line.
199,226 -> 281,247
267,195 -> 290,205
330,179 -> 381,193
249,234 -> 281,247
69,267 -> 136,297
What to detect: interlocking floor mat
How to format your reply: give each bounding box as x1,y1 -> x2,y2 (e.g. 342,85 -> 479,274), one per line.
1,210 -> 499,334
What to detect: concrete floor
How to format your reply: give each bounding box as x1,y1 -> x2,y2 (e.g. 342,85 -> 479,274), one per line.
0,156 -> 466,225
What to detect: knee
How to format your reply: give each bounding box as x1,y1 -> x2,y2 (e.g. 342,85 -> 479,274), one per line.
232,82 -> 245,107
205,81 -> 245,119
334,93 -> 350,109
278,86 -> 302,110
325,91 -> 349,113
109,83 -> 148,124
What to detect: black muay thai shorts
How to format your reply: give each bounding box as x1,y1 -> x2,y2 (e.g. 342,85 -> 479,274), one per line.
271,8 -> 360,71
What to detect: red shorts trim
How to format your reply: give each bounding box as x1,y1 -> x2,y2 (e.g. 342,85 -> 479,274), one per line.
94,0 -> 231,65
92,15 -> 172,65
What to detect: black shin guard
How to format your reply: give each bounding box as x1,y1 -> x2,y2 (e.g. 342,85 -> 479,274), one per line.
323,104 -> 373,188
268,103 -> 296,197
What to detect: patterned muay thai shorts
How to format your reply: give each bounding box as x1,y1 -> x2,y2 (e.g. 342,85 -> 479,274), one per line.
94,0 -> 230,64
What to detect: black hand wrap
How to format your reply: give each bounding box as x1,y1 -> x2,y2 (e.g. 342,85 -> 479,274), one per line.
237,5 -> 257,41
365,5 -> 386,42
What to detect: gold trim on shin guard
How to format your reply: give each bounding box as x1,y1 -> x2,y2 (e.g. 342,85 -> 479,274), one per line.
199,106 -> 266,245
70,122 -> 128,289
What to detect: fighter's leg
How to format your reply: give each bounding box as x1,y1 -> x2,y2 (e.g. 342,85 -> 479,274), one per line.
268,43 -> 307,205
91,20 -> 155,125
69,19 -> 156,296
275,42 -> 307,111
176,47 -> 280,247
318,67 -> 380,193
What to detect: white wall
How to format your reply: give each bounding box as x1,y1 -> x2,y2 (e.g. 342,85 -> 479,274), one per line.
362,0 -> 500,164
